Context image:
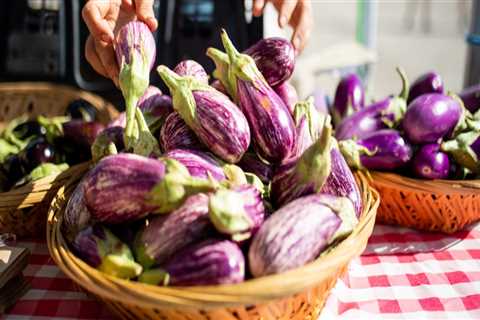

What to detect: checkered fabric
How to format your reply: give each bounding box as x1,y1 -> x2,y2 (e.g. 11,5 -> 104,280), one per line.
5,223 -> 480,319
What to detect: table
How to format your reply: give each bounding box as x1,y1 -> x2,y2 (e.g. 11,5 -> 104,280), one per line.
5,223 -> 480,320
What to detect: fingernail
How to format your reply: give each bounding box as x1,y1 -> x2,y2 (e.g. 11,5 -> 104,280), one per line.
147,17 -> 158,30
279,16 -> 287,27
101,34 -> 111,43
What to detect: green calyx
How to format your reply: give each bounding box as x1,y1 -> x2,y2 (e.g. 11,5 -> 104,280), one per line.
139,269 -> 170,286
395,67 -> 410,102
245,172 -> 266,196
37,115 -> 69,144
449,92 -> 471,137
222,164 -> 248,187
293,96 -> 324,141
209,188 -> 253,235
91,131 -> 118,163
322,196 -> 358,244
0,139 -> 19,163
134,242 -> 156,269
338,139 -> 375,170
442,131 -> 480,173
383,96 -> 407,128
149,158 -> 218,213
28,163 -> 69,182
133,107 -> 161,156
206,47 -> 235,98
1,115 -> 30,149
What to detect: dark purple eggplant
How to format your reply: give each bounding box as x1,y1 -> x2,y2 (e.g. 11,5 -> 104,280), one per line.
165,149 -> 226,181
274,82 -> 298,115
157,65 -> 250,163
139,239 -> 245,286
66,99 -> 97,122
3,154 -> 26,184
459,84 -> 480,114
62,179 -> 92,244
339,129 -> 413,171
335,68 -> 408,141
159,112 -> 203,152
135,193 -> 212,268
249,194 -> 357,277
218,30 -> 296,163
412,144 -> 450,179
442,130 -> 480,173
237,152 -> 273,184
20,137 -> 56,171
90,126 -> 125,162
62,120 -> 105,148
173,60 -> 209,84
73,224 -> 142,279
402,93 -> 465,144
332,73 -> 365,125
407,71 -> 444,104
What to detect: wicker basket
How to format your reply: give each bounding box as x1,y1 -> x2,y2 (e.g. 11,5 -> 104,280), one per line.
0,82 -> 118,238
369,172 -> 480,234
47,167 -> 379,320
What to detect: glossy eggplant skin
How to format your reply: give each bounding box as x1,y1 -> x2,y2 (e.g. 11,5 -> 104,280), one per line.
173,60 -> 209,84
244,37 -> 295,87
62,179 -> 92,244
459,84 -> 480,114
237,152 -> 273,184
159,112 -> 203,152
332,73 -> 365,125
407,72 -> 444,104
115,21 -> 156,71
63,120 -> 105,148
274,82 -> 298,115
412,144 -> 450,179
165,149 -> 226,181
83,154 -> 165,224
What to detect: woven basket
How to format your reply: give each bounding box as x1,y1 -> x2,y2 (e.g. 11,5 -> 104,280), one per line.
369,172 -> 480,234
47,167 -> 379,320
0,82 -> 118,238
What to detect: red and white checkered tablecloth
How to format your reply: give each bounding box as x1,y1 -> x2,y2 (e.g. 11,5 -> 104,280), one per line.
5,222 -> 480,320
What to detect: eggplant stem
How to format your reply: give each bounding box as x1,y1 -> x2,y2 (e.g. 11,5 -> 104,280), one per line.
395,67 -> 409,102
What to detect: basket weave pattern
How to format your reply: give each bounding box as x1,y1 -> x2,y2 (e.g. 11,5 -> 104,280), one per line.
47,168 -> 378,320
369,172 -> 480,233
0,82 -> 118,238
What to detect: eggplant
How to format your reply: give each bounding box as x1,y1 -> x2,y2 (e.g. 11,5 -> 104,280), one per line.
66,99 -> 97,122
159,112 -> 203,152
335,68 -> 409,141
157,65 -> 250,163
91,126 -> 125,163
165,149 -> 226,181
211,79 -> 228,95
73,224 -> 142,279
135,193 -> 212,268
209,184 -> 265,241
412,144 -> 450,179
271,120 -> 332,208
217,30 -> 296,163
459,84 -> 480,114
137,86 -> 173,133
332,73 -> 365,125
12,120 -> 46,140
402,93 -> 465,144
115,21 -> 160,156
442,130 -> 480,174
237,152 -> 273,184
62,120 -> 105,148
3,155 -> 26,184
139,239 -> 245,286
249,194 -> 357,277
339,129 -> 413,171
20,137 -> 56,171
408,71 -> 444,104
274,82 -> 298,115
62,179 -> 92,244
173,60 -> 209,84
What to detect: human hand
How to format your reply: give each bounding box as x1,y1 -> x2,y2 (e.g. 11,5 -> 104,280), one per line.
82,0 -> 157,86
253,0 -> 313,55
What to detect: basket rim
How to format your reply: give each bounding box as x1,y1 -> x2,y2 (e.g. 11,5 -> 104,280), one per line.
47,169 -> 379,309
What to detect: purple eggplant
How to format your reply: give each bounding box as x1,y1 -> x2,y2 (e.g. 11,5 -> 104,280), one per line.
135,193 -> 212,268
62,120 -> 105,148
442,130 -> 480,173
335,68 -> 409,141
137,86 -> 173,133
209,184 -> 265,241
459,84 -> 480,114
73,224 -> 142,279
403,93 -> 465,144
244,37 -> 295,87
408,71 -> 444,104
139,239 -> 245,286
274,82 -> 298,115
173,60 -> 209,84
115,21 -> 159,156
271,120 -> 332,208
218,30 -> 296,163
159,112 -> 203,152
339,129 -> 413,171
165,149 -> 226,181
62,179 -> 92,244
412,144 -> 450,179
332,73 -> 365,125
91,126 -> 125,162
211,79 -> 228,95
157,65 -> 250,163
237,152 -> 273,184
249,194 -> 357,277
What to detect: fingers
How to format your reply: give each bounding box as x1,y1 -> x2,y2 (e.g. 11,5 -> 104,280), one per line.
253,0 -> 266,17
82,1 -> 116,42
133,0 -> 158,30
85,35 -> 109,78
290,1 -> 313,54
277,0 -> 298,28
95,39 -> 120,86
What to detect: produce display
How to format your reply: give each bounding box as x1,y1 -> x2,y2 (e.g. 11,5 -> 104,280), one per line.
62,22 -> 361,286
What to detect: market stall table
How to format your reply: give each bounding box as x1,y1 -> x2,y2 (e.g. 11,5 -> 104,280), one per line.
5,223 -> 480,320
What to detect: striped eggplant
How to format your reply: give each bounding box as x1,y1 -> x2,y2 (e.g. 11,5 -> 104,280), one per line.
211,79 -> 228,95
135,193 -> 212,268
237,152 -> 273,184
459,84 -> 480,114
209,184 -> 265,242
115,21 -> 160,156
165,149 -> 226,181
62,179 -> 92,244
159,112 -> 203,152
442,130 -> 480,174
138,87 -> 173,133
91,126 -> 125,163
274,82 -> 298,115
218,30 -> 296,163
174,60 -> 209,84
271,120 -> 332,208
157,65 -> 250,163
73,224 -> 142,279
407,71 -> 444,104
139,239 -> 245,286
249,194 -> 357,277
332,73 -> 365,126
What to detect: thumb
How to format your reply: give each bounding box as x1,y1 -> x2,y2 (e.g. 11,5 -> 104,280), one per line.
134,0 -> 157,31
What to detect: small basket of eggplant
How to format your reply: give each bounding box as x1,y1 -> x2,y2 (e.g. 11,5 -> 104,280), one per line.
0,82 -> 118,238
333,68 -> 480,233
47,23 -> 379,320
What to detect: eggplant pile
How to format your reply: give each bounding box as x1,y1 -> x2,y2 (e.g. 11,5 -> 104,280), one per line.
64,24 -> 362,287
334,69 -> 480,179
